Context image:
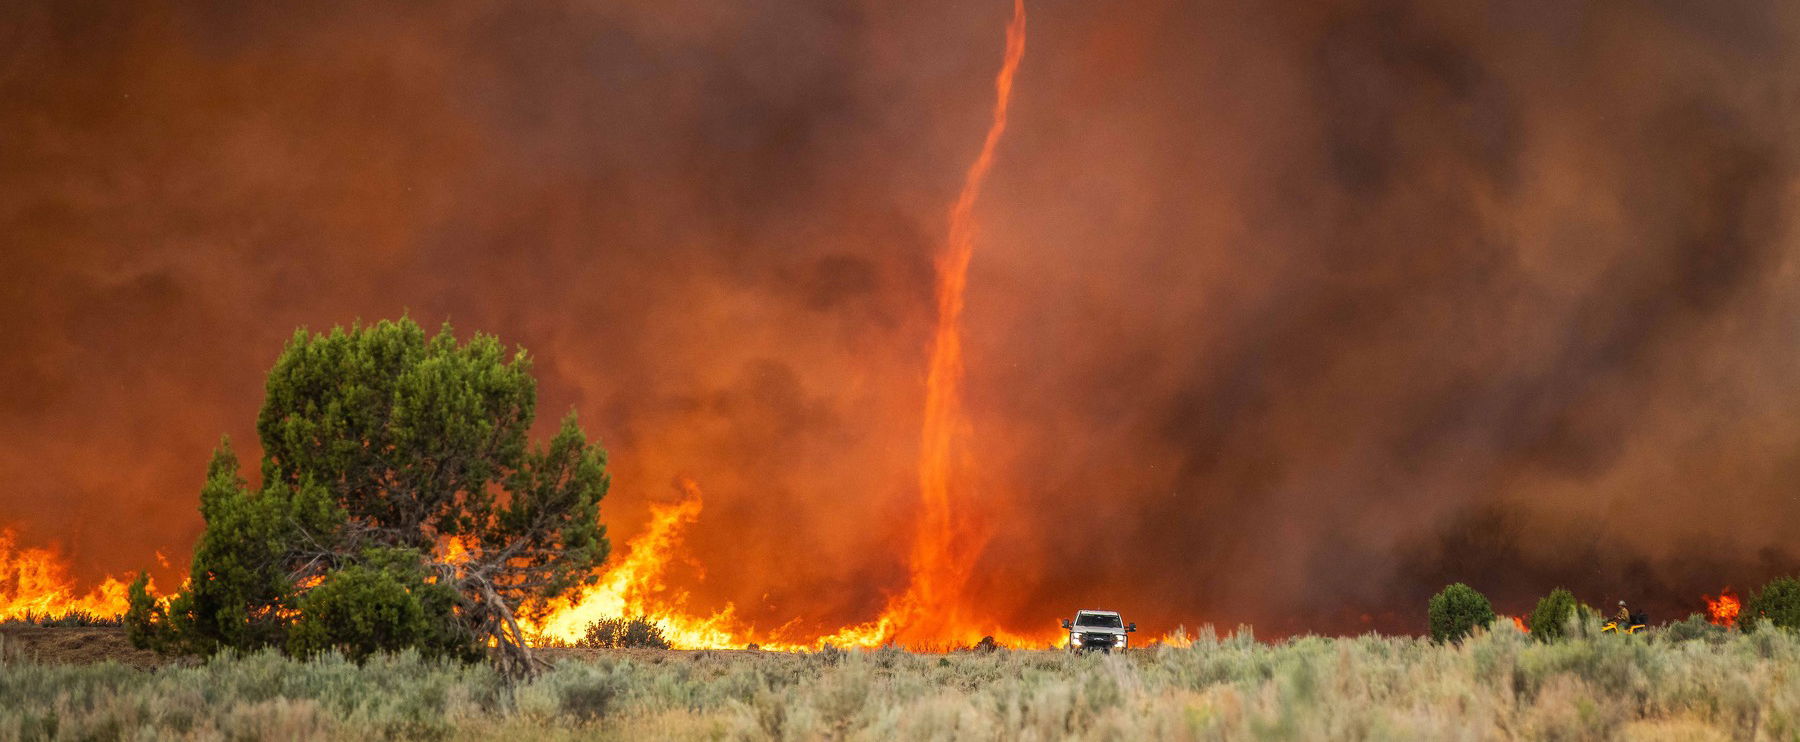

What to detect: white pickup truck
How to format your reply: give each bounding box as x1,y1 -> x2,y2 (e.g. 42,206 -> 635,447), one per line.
1061,609 -> 1137,653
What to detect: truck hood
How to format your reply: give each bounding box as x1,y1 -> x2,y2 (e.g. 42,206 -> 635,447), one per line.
1070,626 -> 1126,636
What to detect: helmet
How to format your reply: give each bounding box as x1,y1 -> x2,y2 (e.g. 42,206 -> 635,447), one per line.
1618,600 -> 1626,606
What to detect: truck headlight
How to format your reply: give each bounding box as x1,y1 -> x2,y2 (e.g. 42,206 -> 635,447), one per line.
1113,635 -> 1127,647
1069,632 -> 1083,643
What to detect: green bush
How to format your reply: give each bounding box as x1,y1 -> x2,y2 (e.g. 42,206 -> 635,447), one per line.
287,551 -> 477,662
1746,576 -> 1800,632
576,616 -> 672,649
1528,588 -> 1580,641
1428,583 -> 1496,644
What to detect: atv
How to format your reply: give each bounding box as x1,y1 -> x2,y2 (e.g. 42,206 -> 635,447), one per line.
1062,610 -> 1136,653
1602,611 -> 1649,635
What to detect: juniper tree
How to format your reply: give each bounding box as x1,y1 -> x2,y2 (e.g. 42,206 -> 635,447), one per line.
1745,576 -> 1800,632
128,318 -> 609,675
1427,583 -> 1496,644
1528,588 -> 1581,641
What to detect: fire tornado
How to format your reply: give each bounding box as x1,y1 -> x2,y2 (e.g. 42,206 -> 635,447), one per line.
887,0 -> 1028,647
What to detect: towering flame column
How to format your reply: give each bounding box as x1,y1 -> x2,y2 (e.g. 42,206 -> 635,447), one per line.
892,0 -> 1028,645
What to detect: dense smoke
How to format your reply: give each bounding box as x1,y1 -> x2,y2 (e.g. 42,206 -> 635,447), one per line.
1,0 -> 1796,637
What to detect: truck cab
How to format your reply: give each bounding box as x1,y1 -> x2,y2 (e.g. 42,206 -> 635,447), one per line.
1061,609 -> 1137,653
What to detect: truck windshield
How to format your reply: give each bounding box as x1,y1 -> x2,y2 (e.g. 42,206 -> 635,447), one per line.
1076,614 -> 1122,628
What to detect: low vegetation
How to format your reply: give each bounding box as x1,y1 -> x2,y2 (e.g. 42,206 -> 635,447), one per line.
0,611 -> 122,629
573,616 -> 673,650
5,622 -> 1800,741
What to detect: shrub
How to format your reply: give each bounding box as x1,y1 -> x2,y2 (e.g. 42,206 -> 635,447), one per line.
1745,576 -> 1800,632
1529,588 -> 1580,641
286,551 -> 477,662
1658,614 -> 1728,644
1429,583 -> 1496,644
555,664 -> 626,720
577,616 -> 672,649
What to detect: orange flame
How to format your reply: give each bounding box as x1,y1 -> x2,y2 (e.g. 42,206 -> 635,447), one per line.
0,530 -> 134,620
1156,627 -> 1197,648
1511,615 -> 1529,633
1704,588 -> 1740,628
525,479 -> 756,649
527,479 -> 1058,650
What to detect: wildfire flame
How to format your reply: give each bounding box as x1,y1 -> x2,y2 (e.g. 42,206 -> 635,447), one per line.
525,479 -> 765,649
1511,615 -> 1529,633
526,477 -> 1059,650
0,530 -> 134,620
1704,588 -> 1740,628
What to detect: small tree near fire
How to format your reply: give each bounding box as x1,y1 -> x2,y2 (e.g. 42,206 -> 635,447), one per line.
127,318 -> 610,675
1428,583 -> 1496,644
1528,588 -> 1581,641
1745,576 -> 1800,633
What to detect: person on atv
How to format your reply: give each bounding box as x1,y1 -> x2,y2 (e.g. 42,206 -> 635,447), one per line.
1614,601 -> 1631,625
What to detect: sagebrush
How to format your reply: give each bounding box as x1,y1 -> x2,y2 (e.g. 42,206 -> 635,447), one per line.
6,623 -> 1800,740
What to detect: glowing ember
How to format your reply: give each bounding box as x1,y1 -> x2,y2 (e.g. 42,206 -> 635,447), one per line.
1704,588 -> 1740,628
0,530 -> 134,620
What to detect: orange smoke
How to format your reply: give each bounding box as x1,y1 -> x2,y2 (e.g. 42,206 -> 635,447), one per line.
1704,588 -> 1740,628
0,530 -> 134,620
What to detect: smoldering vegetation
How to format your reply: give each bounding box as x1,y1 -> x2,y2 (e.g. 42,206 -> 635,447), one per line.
2,0 -> 1798,639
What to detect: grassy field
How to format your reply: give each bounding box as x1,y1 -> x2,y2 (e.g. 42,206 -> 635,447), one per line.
2,622 -> 1797,741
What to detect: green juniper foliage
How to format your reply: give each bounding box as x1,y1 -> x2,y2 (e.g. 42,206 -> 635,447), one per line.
288,549 -> 477,662
1745,576 -> 1800,632
1427,583 -> 1496,644
127,318 -> 610,672
1527,588 -> 1581,641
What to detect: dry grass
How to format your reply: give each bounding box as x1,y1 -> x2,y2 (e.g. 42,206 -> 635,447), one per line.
3,622 -> 1798,740
0,626 -> 165,671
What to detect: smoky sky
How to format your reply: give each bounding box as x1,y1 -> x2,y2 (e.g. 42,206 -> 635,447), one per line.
2,0 -> 1797,637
